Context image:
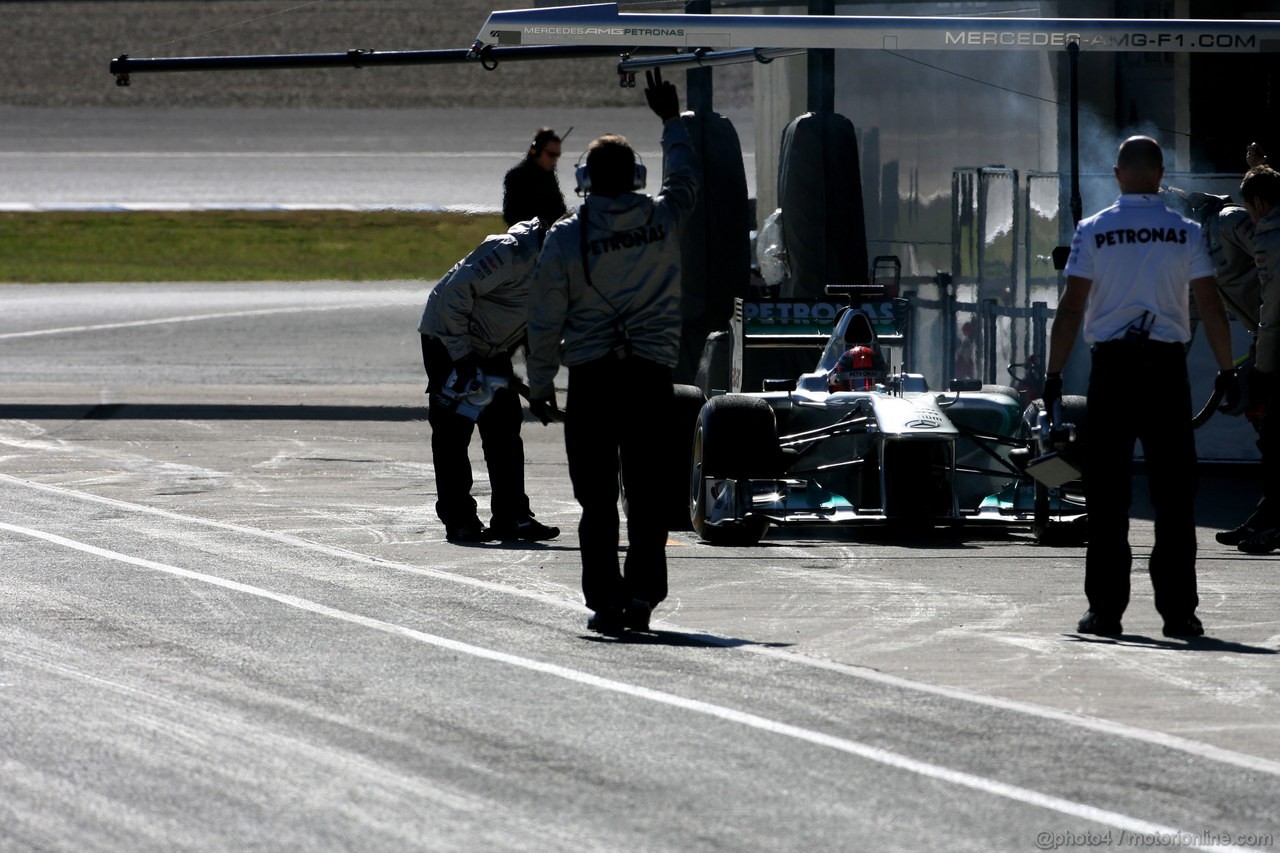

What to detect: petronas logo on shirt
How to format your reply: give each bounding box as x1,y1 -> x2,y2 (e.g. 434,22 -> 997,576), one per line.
1093,227 -> 1187,247
587,224 -> 668,256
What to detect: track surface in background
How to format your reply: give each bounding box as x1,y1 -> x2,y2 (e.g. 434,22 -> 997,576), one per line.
0,107 -> 757,211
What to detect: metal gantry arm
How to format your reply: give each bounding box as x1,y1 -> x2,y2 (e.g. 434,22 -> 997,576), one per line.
109,43 -> 651,87
616,46 -> 804,74
109,41 -> 801,91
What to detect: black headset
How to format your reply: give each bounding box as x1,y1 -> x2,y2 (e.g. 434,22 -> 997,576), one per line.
529,129 -> 560,158
574,148 -> 646,196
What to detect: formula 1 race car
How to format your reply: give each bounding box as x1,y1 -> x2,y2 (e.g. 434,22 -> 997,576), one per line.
682,294 -> 1087,546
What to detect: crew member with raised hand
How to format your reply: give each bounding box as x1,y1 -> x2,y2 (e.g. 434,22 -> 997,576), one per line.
1045,135 -> 1237,639
525,68 -> 699,635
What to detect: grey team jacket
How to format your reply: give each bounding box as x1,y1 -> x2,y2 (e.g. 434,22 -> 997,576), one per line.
525,119 -> 699,399
1253,205 -> 1280,372
417,218 -> 544,362
1206,204 -> 1259,333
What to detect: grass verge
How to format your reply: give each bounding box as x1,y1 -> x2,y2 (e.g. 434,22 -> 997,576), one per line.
0,211 -> 508,283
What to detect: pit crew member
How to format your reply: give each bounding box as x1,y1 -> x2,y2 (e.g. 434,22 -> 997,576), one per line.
1225,165 -> 1280,553
1046,135 -> 1236,639
503,127 -> 568,229
418,217 -> 560,544
525,69 -> 698,634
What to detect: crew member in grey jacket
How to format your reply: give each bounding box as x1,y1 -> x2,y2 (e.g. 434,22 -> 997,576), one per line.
1205,202 -> 1260,335
525,69 -> 698,634
419,217 -> 560,544
1225,165 -> 1280,553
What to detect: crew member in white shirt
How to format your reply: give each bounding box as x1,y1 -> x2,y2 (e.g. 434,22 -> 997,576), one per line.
1044,136 -> 1237,639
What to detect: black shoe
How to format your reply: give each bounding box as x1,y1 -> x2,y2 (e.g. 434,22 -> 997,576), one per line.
492,517 -> 560,541
624,598 -> 653,632
587,609 -> 627,635
1162,615 -> 1204,638
1216,522 -> 1260,546
1238,527 -> 1280,554
446,522 -> 493,543
1077,610 -> 1123,637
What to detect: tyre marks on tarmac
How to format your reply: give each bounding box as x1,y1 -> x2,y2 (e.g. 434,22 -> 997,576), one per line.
2,470 -> 1280,852
0,510 -> 1267,851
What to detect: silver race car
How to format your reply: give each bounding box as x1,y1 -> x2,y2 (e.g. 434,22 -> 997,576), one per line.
684,295 -> 1086,545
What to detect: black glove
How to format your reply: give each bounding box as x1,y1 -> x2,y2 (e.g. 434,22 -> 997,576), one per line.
1215,367 -> 1242,415
450,356 -> 478,392
1041,372 -> 1063,423
644,68 -> 680,123
528,395 -> 564,425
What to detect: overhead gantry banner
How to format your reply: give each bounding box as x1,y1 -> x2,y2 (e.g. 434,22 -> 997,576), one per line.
476,3 -> 1280,54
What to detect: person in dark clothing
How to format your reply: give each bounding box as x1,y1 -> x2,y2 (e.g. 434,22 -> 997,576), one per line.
418,218 -> 560,544
525,70 -> 698,635
1045,135 -> 1236,640
502,127 -> 568,228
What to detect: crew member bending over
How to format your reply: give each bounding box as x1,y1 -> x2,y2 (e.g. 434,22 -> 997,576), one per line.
419,218 -> 560,544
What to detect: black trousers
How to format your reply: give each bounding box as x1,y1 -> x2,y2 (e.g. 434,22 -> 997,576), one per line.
421,335 -> 530,529
1253,373 -> 1279,522
1084,340 -> 1199,622
565,355 -> 674,613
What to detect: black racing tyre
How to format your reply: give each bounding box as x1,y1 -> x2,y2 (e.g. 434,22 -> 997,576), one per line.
677,112 -> 751,384
1023,394 -> 1089,460
667,384 -> 708,531
1023,395 -> 1088,544
779,112 -> 868,297
980,384 -> 1022,403
690,395 -> 781,546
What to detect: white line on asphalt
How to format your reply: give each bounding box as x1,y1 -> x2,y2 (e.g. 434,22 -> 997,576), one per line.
0,304 -> 408,341
0,151 -> 514,159
0,473 -> 572,608
0,203 -> 494,213
0,150 -> 676,160
0,517 -> 1259,853
3,472 -> 1279,780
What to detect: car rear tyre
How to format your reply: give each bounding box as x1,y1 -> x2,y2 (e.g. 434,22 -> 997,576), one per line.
980,384 -> 1022,403
1023,395 -> 1088,544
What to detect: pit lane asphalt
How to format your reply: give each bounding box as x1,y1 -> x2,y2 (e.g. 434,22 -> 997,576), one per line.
2,282 -> 1278,851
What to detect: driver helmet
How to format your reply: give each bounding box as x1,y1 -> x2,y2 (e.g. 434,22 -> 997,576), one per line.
828,346 -> 882,392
